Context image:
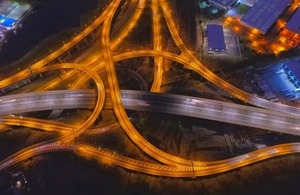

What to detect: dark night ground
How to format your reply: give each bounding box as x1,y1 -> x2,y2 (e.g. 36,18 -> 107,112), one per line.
0,0 -> 97,67
4,151 -> 300,195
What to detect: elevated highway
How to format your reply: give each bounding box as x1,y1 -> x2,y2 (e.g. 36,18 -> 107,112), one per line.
2,89 -> 300,136
2,141 -> 300,178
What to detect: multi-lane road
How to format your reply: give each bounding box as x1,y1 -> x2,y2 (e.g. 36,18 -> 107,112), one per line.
1,89 -> 300,135
1,0 -> 300,178
2,141 -> 300,178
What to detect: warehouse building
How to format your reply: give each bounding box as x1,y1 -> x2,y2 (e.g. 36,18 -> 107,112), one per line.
207,24 -> 226,53
241,0 -> 292,34
282,60 -> 300,89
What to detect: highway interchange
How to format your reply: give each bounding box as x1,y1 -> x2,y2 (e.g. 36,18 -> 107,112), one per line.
0,0 -> 300,177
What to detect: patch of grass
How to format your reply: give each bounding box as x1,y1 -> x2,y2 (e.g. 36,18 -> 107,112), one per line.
237,4 -> 251,15
9,0 -> 29,6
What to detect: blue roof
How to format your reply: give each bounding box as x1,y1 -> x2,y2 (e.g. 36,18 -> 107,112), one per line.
286,60 -> 300,81
0,16 -> 17,28
207,24 -> 226,51
208,0 -> 236,8
286,8 -> 300,32
241,0 -> 292,34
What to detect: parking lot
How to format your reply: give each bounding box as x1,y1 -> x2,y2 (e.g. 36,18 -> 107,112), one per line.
203,28 -> 241,57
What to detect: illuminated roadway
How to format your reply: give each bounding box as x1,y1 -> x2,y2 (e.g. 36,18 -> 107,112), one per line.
0,114 -> 118,134
67,48 -> 300,117
0,63 -> 106,140
62,0 -> 300,168
75,142 -> 300,177
0,62 -> 107,175
0,90 -> 96,115
1,89 -> 300,135
100,0 -> 300,168
41,0 -> 146,91
150,0 -> 163,92
101,0 -> 200,167
159,1 -> 300,116
1,0 -> 300,178
2,141 -> 300,178
0,0 -> 121,87
101,49 -> 300,166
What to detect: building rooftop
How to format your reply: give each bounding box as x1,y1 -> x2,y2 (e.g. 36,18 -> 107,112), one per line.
285,60 -> 300,81
241,0 -> 292,34
207,24 -> 226,52
208,0 -> 236,9
0,1 -> 30,29
0,16 -> 17,28
286,8 -> 300,33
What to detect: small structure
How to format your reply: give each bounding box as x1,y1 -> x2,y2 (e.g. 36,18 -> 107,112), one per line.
239,0 -> 258,7
207,24 -> 226,53
207,0 -> 237,10
241,0 -> 292,34
0,1 -> 30,41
